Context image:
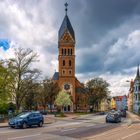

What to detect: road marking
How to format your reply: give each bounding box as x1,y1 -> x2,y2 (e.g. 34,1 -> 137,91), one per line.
118,131 -> 140,140
61,128 -> 76,132
0,130 -> 24,134
83,126 -> 127,140
7,134 -> 40,140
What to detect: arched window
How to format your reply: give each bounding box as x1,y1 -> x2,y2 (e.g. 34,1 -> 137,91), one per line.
71,49 -> 72,55
63,60 -> 65,66
69,60 -> 71,66
68,49 -> 70,55
64,49 -> 66,55
62,70 -> 65,75
62,49 -> 63,55
69,70 -> 72,75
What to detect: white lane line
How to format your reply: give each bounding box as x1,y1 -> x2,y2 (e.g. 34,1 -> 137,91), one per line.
61,128 -> 76,132
0,130 -> 24,134
118,131 -> 140,140
7,134 -> 40,140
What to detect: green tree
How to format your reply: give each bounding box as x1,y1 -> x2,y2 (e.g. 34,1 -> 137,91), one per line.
22,81 -> 39,111
0,60 -> 12,103
38,78 -> 60,112
85,77 -> 110,110
7,48 -> 40,111
55,91 -> 72,112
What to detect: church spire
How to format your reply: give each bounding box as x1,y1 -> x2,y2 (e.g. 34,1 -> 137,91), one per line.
137,64 -> 140,77
135,64 -> 140,81
65,2 -> 68,15
58,2 -> 75,42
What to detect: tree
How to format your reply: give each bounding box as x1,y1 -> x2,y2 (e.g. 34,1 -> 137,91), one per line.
55,91 -> 72,112
85,77 -> 110,110
22,81 -> 39,111
38,78 -> 60,112
0,60 -> 12,103
7,48 -> 40,111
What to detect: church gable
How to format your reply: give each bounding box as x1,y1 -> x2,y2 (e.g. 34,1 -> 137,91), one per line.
60,31 -> 74,43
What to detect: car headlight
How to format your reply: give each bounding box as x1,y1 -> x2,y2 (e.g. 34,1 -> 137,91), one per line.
16,120 -> 23,125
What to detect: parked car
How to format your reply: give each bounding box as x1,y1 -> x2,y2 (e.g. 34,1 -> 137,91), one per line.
40,110 -> 47,115
106,111 -> 121,123
96,111 -> 106,115
8,111 -> 44,128
117,109 -> 126,117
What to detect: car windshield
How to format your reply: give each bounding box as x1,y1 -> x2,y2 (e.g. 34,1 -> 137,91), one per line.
17,112 -> 30,118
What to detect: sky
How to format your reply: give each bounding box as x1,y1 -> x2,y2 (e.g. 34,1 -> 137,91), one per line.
0,0 -> 140,96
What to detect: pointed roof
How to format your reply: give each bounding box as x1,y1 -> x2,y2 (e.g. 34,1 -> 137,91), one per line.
52,72 -> 59,80
137,64 -> 139,77
58,15 -> 75,41
135,64 -> 140,81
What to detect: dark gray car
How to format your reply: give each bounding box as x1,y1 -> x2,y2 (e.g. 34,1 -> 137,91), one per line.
106,111 -> 121,123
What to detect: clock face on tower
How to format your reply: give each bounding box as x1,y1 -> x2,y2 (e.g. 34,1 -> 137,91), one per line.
64,83 -> 70,90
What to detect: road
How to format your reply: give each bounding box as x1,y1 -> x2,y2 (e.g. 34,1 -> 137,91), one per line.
0,113 -> 140,140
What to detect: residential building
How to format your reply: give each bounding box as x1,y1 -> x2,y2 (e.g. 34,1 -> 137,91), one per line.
133,65 -> 140,114
127,79 -> 134,112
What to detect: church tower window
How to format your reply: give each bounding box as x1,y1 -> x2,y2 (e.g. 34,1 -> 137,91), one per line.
62,49 -> 63,55
63,60 -> 65,66
69,60 -> 71,66
71,49 -> 72,55
69,70 -> 72,75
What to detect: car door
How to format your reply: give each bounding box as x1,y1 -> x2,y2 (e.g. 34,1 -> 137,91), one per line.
33,113 -> 40,124
27,113 -> 36,125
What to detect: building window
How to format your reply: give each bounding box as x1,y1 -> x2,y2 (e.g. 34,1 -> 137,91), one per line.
69,70 -> 72,75
68,49 -> 70,55
62,49 -> 63,55
69,60 -> 71,66
136,94 -> 138,100
139,86 -> 140,91
63,60 -> 65,66
71,49 -> 72,55
62,70 -> 65,74
64,49 -> 66,55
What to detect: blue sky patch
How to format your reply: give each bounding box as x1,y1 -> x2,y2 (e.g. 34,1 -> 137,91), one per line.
0,39 -> 10,51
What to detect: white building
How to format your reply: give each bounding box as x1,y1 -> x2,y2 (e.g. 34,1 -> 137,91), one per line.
133,65 -> 140,114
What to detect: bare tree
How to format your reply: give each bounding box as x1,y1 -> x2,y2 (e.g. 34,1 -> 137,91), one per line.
8,48 -> 40,111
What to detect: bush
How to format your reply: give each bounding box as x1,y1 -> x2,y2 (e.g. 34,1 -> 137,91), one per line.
0,103 -> 9,114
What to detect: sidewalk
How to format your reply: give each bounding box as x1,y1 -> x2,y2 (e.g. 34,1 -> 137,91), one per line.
127,111 -> 140,122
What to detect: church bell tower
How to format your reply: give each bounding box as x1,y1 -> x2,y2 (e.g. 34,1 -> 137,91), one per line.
58,3 -> 76,110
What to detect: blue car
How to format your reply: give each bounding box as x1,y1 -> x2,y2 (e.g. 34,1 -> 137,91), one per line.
9,111 -> 44,128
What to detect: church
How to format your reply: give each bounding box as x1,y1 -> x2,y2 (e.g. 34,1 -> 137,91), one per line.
52,3 -> 87,112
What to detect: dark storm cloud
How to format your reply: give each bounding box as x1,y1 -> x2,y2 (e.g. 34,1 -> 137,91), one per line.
1,0 -> 140,77
67,0 -> 140,75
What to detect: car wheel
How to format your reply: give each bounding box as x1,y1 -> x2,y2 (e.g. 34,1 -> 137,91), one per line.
22,122 -> 27,129
10,126 -> 15,128
38,121 -> 43,127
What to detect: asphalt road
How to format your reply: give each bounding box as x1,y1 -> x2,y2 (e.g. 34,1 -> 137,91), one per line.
0,114 -> 139,140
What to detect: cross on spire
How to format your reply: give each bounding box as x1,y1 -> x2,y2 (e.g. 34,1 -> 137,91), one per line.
65,2 -> 68,15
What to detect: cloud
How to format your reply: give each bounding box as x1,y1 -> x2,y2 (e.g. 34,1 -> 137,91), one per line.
0,0 -> 140,96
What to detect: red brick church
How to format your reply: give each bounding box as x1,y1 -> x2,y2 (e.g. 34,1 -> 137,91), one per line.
52,3 -> 87,112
